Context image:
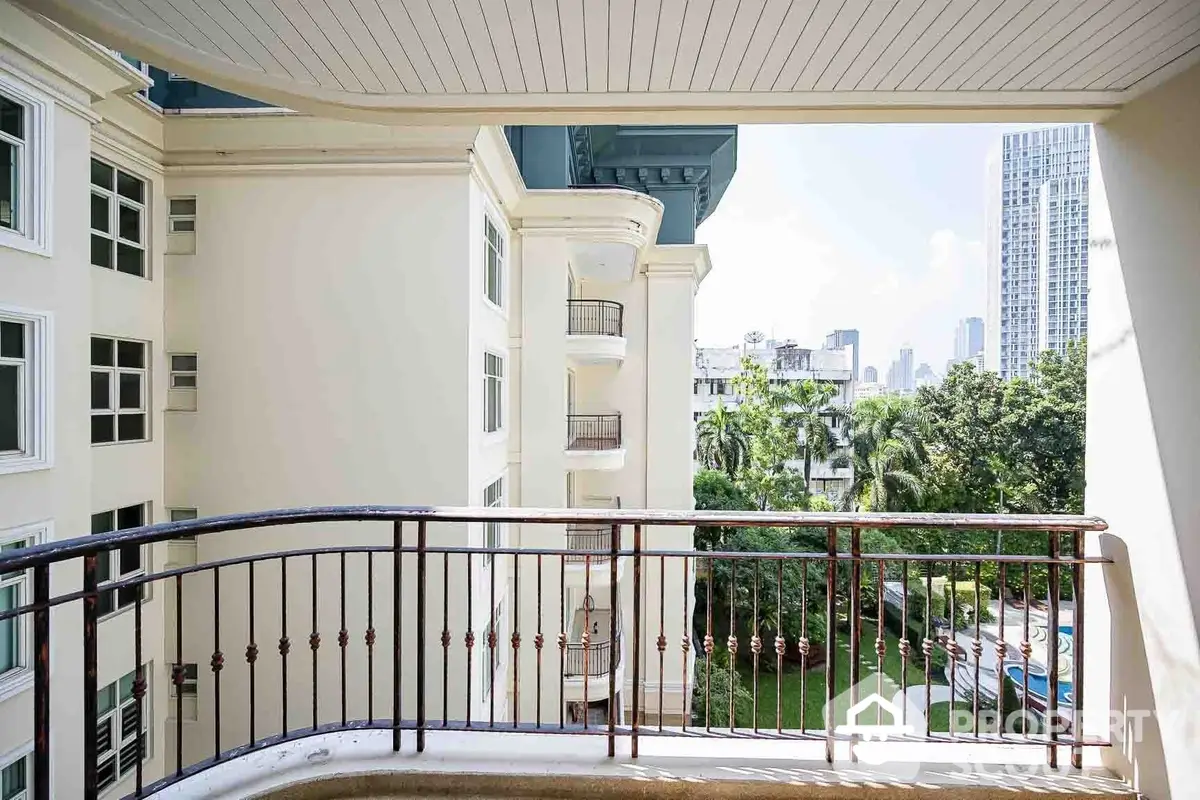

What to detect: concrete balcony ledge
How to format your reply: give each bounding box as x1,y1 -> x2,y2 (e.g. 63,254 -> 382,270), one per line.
565,446 -> 627,472
567,333 -> 628,365
154,728 -> 1134,800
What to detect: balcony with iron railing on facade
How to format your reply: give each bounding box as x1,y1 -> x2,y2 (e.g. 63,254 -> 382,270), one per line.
0,506 -> 1130,800
566,299 -> 626,364
564,413 -> 624,471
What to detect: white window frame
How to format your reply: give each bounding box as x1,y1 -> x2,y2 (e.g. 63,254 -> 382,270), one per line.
167,661 -> 199,722
95,666 -> 150,795
480,600 -> 503,699
483,476 -> 504,564
0,306 -> 52,475
91,503 -> 149,620
91,336 -> 149,445
89,157 -> 147,278
0,71 -> 52,257
483,352 -> 504,434
167,197 -> 195,233
483,214 -> 505,309
0,522 -> 48,704
168,353 -> 196,390
0,742 -> 33,800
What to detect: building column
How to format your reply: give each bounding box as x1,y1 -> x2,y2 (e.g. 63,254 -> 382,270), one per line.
639,245 -> 710,724
1086,63 -> 1200,800
648,186 -> 699,245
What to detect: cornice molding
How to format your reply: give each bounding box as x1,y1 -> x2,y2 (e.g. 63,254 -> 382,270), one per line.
164,161 -> 476,178
643,244 -> 713,286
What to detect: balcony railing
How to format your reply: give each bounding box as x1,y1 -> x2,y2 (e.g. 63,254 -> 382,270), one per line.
564,636 -> 620,678
565,524 -> 611,562
566,414 -> 621,450
0,506 -> 1110,799
567,299 -> 624,337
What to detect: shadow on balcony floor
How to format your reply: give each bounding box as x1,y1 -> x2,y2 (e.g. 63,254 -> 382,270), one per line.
154,729 -> 1135,800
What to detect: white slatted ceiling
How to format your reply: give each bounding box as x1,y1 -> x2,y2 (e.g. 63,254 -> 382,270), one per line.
98,0 -> 1200,96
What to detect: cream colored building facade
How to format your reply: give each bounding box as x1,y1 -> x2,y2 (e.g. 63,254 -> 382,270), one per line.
0,3 -> 707,793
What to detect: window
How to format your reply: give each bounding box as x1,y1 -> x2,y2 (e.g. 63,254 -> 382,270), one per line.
92,504 -> 148,617
168,198 -> 195,233
484,215 -> 505,307
96,667 -> 149,794
483,353 -> 503,433
483,477 -> 503,564
168,508 -> 197,541
90,158 -> 147,277
0,524 -> 44,700
168,662 -> 197,698
91,337 -> 148,444
0,76 -> 51,255
0,309 -> 48,474
168,354 -> 196,389
481,602 -> 502,699
0,748 -> 30,800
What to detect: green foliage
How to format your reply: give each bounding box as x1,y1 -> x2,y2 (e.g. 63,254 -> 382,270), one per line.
695,399 -> 750,479
692,654 -> 754,728
693,470 -> 754,551
838,395 -> 930,511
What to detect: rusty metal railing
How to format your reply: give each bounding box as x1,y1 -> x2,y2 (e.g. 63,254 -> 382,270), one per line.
0,506 -> 1110,799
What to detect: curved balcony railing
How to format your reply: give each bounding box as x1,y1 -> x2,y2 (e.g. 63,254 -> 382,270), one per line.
567,300 -> 624,337
0,506 -> 1110,798
566,414 -> 622,450
565,524 -> 611,562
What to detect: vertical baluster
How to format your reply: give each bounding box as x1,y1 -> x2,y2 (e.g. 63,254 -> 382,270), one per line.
133,585 -> 145,795
632,525 -> 642,755
416,521 -> 427,752
339,552 -> 348,728
705,556 -> 713,732
280,557 -> 289,738
824,527 -> 837,764
800,560 -> 809,734
1021,562 -> 1032,737
172,571 -> 185,775
310,554 -> 320,732
849,529 -> 861,761
948,561 -> 957,738
775,561 -> 783,735
392,522 -> 402,750
1047,532 -> 1061,768
213,565 -> 224,758
657,554 -> 665,731
751,560 -> 761,734
1072,531 -> 1086,769
923,562 -> 933,738
512,551 -> 520,728
900,561 -> 909,727
582,553 -> 590,729
874,561 -> 885,725
558,554 -> 565,729
488,547 -> 497,729
536,553 -> 544,729
442,552 -> 450,728
973,561 -> 984,738
727,560 -> 737,733
608,524 -> 619,757
247,561 -> 258,745
33,564 -> 50,800
366,553 -> 375,724
680,553 -> 689,735
466,552 -> 474,729
83,553 -> 99,800
996,562 -> 1007,739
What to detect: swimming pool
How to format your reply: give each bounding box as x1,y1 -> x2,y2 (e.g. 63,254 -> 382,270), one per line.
1004,663 -> 1073,706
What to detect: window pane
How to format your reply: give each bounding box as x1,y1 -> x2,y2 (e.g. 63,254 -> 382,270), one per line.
171,354 -> 197,371
90,234 -> 113,269
0,586 -> 17,674
92,510 -> 115,535
116,340 -> 144,369
171,374 -> 196,389
117,413 -> 145,441
171,219 -> 195,232
0,140 -> 16,231
0,321 -> 24,359
91,337 -> 114,367
116,170 -> 144,204
91,192 -> 110,232
118,373 -> 141,409
90,158 -> 113,190
95,550 -> 110,584
1,754 -> 26,799
116,242 -> 144,276
118,203 -> 140,243
170,508 -> 198,522
91,371 -> 111,410
169,198 -> 196,215
0,364 -> 18,452
0,96 -> 22,139
91,414 -> 115,444
117,504 -> 144,529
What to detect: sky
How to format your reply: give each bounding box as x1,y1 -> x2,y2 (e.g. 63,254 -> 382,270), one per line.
694,123 -> 1041,376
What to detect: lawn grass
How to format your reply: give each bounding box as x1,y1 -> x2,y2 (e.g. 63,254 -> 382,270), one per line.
733,621 -> 935,731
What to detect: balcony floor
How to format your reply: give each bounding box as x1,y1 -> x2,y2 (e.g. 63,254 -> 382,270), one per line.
155,728 -> 1133,799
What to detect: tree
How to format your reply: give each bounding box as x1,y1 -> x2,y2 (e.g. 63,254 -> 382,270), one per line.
772,379 -> 848,493
836,396 -> 929,511
693,470 -> 754,551
730,359 -> 809,510
691,655 -> 753,729
695,399 -> 750,479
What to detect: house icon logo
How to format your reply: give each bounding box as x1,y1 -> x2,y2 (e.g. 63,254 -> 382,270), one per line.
835,692 -> 916,741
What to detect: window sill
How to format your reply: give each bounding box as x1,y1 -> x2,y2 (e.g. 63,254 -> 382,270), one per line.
0,228 -> 52,258
0,668 -> 34,704
91,438 -> 152,448
482,297 -> 507,320
0,453 -> 53,476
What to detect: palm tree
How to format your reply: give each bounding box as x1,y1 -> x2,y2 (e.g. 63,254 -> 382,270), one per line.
835,396 -> 929,511
695,400 -> 750,479
771,380 -> 849,492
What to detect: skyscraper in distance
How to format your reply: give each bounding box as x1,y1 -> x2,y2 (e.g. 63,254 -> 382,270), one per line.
824,329 -> 860,381
864,366 -> 878,383
954,317 -> 984,362
985,125 -> 1090,379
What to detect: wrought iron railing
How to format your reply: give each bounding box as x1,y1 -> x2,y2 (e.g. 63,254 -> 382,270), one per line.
566,414 -> 621,450
565,524 -> 611,562
564,637 -> 620,677
567,300 -> 624,337
0,506 -> 1110,799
